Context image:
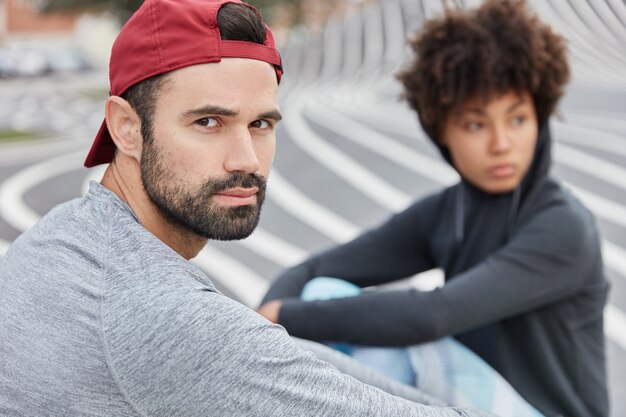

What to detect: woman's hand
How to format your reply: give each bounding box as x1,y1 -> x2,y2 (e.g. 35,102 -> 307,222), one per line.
257,300 -> 283,323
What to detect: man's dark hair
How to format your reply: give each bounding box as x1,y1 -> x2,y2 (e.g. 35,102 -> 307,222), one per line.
120,3 -> 267,144
397,0 -> 570,141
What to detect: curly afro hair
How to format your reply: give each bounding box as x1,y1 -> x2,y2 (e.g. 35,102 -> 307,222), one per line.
397,0 -> 570,142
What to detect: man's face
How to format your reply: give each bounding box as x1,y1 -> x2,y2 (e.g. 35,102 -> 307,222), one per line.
441,90 -> 538,194
140,59 -> 280,240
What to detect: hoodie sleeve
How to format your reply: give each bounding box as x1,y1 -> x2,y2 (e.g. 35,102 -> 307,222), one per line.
260,193 -> 441,305
274,198 -> 601,346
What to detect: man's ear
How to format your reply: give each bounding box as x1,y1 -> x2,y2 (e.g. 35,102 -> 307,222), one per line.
105,96 -> 142,163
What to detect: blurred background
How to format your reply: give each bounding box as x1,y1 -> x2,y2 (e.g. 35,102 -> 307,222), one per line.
0,0 -> 624,415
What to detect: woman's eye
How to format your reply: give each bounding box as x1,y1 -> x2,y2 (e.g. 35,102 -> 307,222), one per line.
511,116 -> 525,127
251,119 -> 270,129
196,117 -> 219,128
464,122 -> 482,132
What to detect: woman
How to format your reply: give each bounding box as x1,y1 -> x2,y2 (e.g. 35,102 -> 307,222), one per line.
258,1 -> 609,416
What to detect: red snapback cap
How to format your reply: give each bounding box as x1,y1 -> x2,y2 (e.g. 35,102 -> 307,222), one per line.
84,0 -> 283,168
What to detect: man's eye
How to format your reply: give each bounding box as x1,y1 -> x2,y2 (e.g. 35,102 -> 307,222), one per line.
196,117 -> 219,128
251,120 -> 270,129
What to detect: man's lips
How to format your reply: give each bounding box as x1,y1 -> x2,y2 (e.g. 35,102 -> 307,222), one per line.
213,187 -> 259,206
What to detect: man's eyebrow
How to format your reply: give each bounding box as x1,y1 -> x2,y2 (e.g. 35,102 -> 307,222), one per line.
181,106 -> 282,122
181,105 -> 238,119
258,109 -> 283,122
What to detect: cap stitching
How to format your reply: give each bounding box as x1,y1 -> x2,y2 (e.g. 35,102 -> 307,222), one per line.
149,0 -> 165,70
209,2 -> 221,29
209,2 -> 221,61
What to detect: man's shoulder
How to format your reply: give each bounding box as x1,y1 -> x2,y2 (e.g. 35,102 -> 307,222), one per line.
98,262 -> 299,414
1,191 -> 111,282
104,214 -> 217,293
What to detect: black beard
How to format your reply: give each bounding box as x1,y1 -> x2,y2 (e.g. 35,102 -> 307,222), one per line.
140,138 -> 266,241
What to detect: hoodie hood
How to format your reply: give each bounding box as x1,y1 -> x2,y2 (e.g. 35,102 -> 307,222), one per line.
431,121 -> 558,366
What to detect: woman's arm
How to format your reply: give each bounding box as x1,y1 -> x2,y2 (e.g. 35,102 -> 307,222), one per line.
260,193 -> 441,305
276,202 -> 600,346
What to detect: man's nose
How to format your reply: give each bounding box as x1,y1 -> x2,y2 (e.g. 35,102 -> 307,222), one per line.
223,128 -> 261,174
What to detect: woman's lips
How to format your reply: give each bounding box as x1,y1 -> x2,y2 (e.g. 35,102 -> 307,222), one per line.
213,187 -> 259,206
488,164 -> 516,178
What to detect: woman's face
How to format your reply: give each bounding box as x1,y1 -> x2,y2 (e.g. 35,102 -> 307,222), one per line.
440,90 -> 539,194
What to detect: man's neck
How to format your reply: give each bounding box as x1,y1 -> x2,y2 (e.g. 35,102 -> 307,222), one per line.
100,159 -> 207,260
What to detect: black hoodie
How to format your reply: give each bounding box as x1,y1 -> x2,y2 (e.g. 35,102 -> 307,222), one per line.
262,123 -> 609,417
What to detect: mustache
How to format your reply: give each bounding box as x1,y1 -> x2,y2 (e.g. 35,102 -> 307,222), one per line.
204,172 -> 267,195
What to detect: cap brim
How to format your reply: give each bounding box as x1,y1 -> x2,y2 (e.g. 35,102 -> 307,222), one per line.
84,120 -> 116,168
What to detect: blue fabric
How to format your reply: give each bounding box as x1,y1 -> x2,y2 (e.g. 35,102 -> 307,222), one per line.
302,277 -> 545,417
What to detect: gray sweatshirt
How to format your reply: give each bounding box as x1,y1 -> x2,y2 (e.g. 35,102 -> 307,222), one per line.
0,182 -> 488,417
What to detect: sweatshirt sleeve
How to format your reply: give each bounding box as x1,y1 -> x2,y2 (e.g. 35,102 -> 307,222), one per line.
276,201 -> 600,346
261,194 -> 440,305
110,286 -> 493,417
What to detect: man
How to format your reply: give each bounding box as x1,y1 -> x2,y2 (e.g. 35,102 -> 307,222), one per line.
259,1 -> 608,417
0,1 -> 491,416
